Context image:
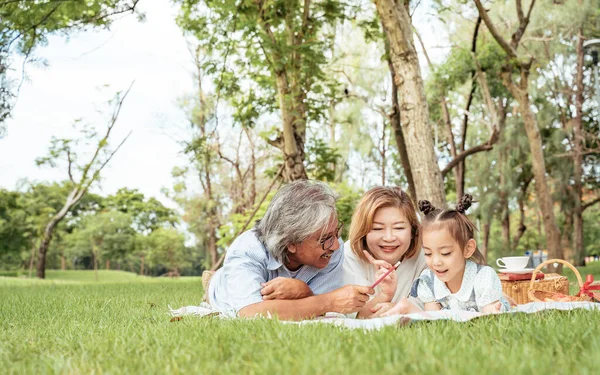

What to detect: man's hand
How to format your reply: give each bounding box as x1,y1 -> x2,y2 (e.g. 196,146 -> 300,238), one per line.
327,285 -> 374,314
260,277 -> 313,300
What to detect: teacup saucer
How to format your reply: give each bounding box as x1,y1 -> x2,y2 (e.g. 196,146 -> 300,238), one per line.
498,268 -> 535,274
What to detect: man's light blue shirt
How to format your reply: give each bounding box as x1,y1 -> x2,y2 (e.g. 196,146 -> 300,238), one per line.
208,229 -> 344,314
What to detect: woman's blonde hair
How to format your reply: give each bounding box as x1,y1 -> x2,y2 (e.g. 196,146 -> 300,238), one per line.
348,186 -> 421,263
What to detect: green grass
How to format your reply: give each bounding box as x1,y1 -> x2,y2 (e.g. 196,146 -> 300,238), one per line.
1,271 -> 599,374
41,269 -> 148,282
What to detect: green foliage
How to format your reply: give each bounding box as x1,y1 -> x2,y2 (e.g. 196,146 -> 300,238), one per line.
145,227 -> 190,273
217,191 -> 275,250
305,138 -> 342,182
333,182 -> 363,240
104,188 -> 178,234
65,210 -> 136,268
583,206 -> 600,256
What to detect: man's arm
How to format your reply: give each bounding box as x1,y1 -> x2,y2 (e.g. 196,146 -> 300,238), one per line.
239,284 -> 374,320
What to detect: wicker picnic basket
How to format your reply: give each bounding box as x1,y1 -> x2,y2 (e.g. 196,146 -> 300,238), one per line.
527,259 -> 592,303
501,270 -> 569,305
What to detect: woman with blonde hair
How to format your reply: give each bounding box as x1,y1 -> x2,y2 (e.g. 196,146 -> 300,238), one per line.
343,186 -> 426,318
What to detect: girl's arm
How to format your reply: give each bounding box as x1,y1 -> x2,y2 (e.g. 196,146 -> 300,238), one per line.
423,302 -> 441,311
481,301 -> 502,314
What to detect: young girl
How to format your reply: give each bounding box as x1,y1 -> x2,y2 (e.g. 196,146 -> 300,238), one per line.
342,186 -> 427,318
383,195 -> 510,315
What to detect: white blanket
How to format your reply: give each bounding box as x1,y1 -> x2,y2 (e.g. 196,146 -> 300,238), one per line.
169,301 -> 600,330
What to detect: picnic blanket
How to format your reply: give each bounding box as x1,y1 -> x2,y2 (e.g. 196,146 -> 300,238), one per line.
168,301 -> 600,330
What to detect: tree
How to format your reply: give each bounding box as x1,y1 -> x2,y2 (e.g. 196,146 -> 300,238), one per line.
104,188 -> 177,234
473,0 -> 564,270
34,86 -> 132,278
146,227 -> 189,276
176,0 -> 350,181
373,0 -> 446,207
65,210 -> 135,280
0,0 -> 141,133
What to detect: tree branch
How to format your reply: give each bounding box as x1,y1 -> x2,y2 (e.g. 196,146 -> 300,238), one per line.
67,149 -> 75,183
79,81 -> 134,190
582,197 -> 600,211
511,0 -> 536,49
210,162 -> 286,271
473,0 -> 518,59
441,139 -> 496,176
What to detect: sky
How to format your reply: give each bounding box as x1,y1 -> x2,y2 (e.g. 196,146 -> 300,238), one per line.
0,0 -> 194,205
0,0 -> 447,206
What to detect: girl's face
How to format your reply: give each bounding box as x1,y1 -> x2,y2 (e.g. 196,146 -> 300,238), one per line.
365,206 -> 413,265
422,228 -> 474,293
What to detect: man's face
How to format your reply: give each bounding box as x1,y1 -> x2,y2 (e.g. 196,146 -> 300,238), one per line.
285,217 -> 341,270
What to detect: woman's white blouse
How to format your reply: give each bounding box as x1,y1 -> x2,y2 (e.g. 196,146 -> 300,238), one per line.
342,240 -> 428,302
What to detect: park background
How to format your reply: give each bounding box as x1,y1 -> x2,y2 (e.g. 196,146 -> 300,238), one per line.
2,1 -> 600,374
2,0 -> 599,278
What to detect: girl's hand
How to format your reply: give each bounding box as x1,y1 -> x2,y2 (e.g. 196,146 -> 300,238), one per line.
380,298 -> 423,316
260,277 -> 313,300
363,250 -> 397,299
370,302 -> 395,317
481,301 -> 503,314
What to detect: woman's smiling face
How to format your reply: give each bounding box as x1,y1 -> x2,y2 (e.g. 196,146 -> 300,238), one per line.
365,206 -> 413,265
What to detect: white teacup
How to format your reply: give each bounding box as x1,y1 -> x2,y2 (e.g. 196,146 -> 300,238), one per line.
496,256 -> 530,269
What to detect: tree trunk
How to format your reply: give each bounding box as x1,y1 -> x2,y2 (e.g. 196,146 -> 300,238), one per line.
61,253 -> 66,271
562,212 -> 574,264
512,187 -> 528,251
387,53 -> 416,201
36,189 -> 82,279
503,70 -> 563,272
572,29 -> 585,266
139,254 -> 145,276
93,250 -> 99,282
208,221 -> 218,268
275,72 -> 308,182
481,221 -> 491,263
374,0 -> 446,207
500,203 -> 511,255
498,148 -> 511,254
105,259 -> 110,270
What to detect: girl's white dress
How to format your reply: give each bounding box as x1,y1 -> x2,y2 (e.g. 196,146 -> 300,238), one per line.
410,260 -> 510,312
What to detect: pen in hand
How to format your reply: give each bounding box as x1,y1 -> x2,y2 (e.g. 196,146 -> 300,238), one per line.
370,261 -> 401,289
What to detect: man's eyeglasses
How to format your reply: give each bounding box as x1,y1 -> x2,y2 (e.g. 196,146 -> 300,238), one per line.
319,222 -> 344,251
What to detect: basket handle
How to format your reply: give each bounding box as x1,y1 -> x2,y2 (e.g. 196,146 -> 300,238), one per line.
528,258 -> 583,292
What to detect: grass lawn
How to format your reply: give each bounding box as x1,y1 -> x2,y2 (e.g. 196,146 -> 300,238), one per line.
1,270 -> 599,374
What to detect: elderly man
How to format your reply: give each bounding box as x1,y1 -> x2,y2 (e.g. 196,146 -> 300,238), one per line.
206,180 -> 374,320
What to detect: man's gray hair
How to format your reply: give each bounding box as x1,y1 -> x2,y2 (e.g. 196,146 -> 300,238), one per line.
256,180 -> 338,264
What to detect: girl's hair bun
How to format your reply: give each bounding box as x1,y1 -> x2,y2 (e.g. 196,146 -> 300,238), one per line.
456,194 -> 473,214
418,200 -> 436,215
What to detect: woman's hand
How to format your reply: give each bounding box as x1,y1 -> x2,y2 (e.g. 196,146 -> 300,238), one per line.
373,265 -> 397,299
369,302 -> 395,317
260,277 -> 313,300
363,250 -> 397,299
